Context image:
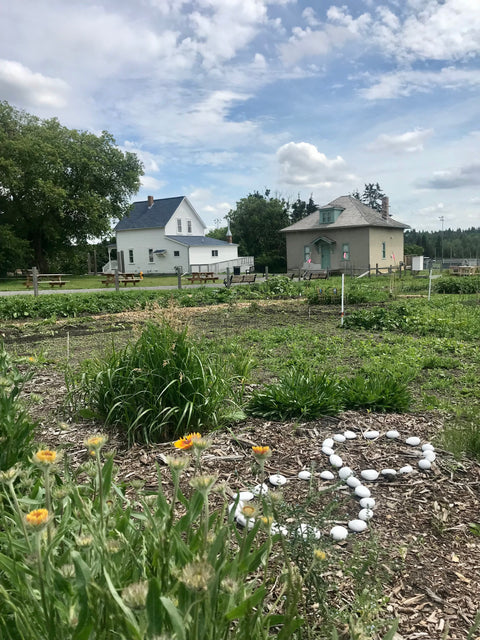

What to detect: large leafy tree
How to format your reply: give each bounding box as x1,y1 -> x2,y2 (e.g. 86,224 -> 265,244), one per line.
0,101 -> 143,271
352,183 -> 386,212
228,190 -> 291,272
290,194 -> 318,224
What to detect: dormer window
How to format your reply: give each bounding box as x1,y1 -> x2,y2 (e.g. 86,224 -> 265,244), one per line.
187,219 -> 192,233
319,207 -> 343,224
177,219 -> 182,233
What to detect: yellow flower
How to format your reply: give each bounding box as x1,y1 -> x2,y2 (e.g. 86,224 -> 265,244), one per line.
33,449 -> 58,467
28,356 -> 36,363
174,432 -> 202,450
26,508 -> 49,529
252,445 -> 272,460
241,504 -> 257,519
85,435 -> 107,453
313,549 -> 327,562
260,515 -> 274,528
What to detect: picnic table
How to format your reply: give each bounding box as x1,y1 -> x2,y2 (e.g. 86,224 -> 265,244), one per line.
24,273 -> 69,288
187,272 -> 218,284
224,273 -> 256,286
101,273 -> 141,286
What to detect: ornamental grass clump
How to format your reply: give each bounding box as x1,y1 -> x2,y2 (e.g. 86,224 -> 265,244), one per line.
342,370 -> 412,413
68,322 -> 233,444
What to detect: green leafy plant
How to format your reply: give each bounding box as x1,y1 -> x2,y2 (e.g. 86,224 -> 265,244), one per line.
67,322 -> 234,444
342,370 -> 412,413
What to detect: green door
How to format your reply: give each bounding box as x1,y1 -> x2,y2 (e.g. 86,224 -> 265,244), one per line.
321,245 -> 331,270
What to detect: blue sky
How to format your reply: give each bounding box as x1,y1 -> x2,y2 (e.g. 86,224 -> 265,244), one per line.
1,0 -> 479,231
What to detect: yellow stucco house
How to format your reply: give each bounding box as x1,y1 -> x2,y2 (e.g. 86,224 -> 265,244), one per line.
281,195 -> 410,275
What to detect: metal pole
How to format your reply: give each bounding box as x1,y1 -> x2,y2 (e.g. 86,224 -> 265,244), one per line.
340,273 -> 345,326
428,268 -> 433,301
32,266 -> 39,298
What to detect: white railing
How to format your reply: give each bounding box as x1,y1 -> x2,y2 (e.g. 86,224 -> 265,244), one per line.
102,260 -> 118,273
190,256 -> 254,273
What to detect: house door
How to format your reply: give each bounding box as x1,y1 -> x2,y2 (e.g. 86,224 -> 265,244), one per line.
321,245 -> 330,270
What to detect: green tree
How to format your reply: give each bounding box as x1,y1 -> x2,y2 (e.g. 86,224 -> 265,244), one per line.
290,194 -> 318,224
228,190 -> 290,272
404,244 -> 424,255
352,183 -> 386,212
206,226 -> 228,241
0,225 -> 32,276
0,101 -> 143,271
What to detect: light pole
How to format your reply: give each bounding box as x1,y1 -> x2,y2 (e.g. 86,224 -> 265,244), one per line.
439,216 -> 444,268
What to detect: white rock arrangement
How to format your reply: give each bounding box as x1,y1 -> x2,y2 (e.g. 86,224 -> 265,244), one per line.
229,429 -> 437,542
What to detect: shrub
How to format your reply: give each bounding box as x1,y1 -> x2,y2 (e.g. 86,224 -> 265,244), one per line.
434,276 -> 480,294
0,346 -> 36,470
342,371 -> 412,413
67,323 -> 234,444
246,370 -> 342,420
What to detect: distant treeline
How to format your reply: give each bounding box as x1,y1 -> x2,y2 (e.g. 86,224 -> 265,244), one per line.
404,227 -> 480,259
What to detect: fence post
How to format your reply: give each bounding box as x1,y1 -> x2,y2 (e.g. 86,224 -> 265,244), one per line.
368,263 -> 371,278
114,269 -> 120,292
32,267 -> 39,297
265,266 -> 269,280
226,267 -> 230,288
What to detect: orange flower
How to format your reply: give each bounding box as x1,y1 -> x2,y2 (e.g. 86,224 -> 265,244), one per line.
174,433 -> 202,450
33,450 -> 57,466
252,445 -> 271,459
26,508 -> 49,529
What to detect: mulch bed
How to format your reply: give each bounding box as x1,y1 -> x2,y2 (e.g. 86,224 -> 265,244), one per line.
28,367 -> 480,640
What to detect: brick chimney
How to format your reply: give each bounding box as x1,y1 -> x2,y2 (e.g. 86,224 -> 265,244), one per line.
147,195 -> 154,208
381,196 -> 389,219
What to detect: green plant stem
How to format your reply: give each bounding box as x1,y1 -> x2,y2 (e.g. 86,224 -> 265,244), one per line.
43,468 -> 53,545
7,481 -> 31,551
35,531 -> 54,640
95,452 -> 104,533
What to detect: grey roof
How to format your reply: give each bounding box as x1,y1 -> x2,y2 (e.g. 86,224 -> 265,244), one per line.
115,196 -> 185,231
281,195 -> 410,232
166,235 -> 237,247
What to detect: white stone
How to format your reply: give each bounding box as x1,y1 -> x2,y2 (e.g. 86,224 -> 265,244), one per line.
269,474 -> 287,486
381,469 -> 397,478
322,446 -> 335,456
348,519 -> 368,533
418,459 -> 431,470
399,465 -> 413,474
296,523 -> 321,540
330,525 -> 348,541
234,491 -> 254,502
319,470 -> 335,480
344,430 -> 357,439
236,513 -> 255,529
270,522 -> 289,536
423,450 -> 436,462
354,485 -> 371,498
228,501 -> 244,516
422,443 -> 435,452
360,469 -> 379,481
298,470 -> 312,480
386,430 -> 399,439
333,433 -> 346,443
346,476 -> 361,488
359,497 -> 376,509
322,438 -> 334,449
405,436 -> 421,446
364,430 -> 379,439
338,466 -> 353,480
252,483 -> 269,496
358,508 -> 374,521
329,454 -> 343,468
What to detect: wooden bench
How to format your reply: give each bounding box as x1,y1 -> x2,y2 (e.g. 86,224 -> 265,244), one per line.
101,273 -> 141,286
303,270 -> 328,280
48,280 -> 68,287
120,278 -> 140,286
224,273 -> 257,286
187,272 -> 218,284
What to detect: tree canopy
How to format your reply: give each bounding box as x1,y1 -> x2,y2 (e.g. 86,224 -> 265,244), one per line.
352,183 -> 386,212
0,101 -> 143,271
228,190 -> 291,272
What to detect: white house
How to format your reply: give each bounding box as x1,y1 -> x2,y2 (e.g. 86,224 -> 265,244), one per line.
109,195 -> 250,274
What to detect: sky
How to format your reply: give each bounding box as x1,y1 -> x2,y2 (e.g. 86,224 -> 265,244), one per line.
1,0 -> 479,232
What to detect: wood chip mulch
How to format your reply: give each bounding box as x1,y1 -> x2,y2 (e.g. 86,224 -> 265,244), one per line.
28,370 -> 480,640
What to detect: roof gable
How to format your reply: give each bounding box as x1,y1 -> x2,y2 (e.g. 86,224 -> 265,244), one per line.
115,196 -> 186,231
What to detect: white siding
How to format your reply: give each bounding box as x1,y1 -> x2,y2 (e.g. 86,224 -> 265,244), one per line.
116,229 -> 189,274
164,199 -> 205,236
190,244 -> 238,264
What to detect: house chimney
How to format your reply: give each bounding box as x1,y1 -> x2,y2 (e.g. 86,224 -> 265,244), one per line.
147,195 -> 154,208
226,220 -> 232,244
381,196 -> 389,219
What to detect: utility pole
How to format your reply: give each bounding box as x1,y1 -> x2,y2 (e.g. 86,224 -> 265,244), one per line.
439,216 -> 444,268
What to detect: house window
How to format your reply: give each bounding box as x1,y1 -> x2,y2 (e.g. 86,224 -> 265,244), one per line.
128,249 -> 134,264
187,219 -> 192,233
148,249 -> 154,263
174,250 -> 180,257
342,243 -> 350,261
177,219 -> 182,233
382,242 -> 386,259
321,211 -> 333,224
304,245 -> 311,263
211,250 -> 218,257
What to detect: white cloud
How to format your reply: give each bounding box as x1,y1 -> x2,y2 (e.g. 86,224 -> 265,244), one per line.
368,128 -> 434,153
419,162 -> 480,189
276,141 -> 357,187
302,7 -> 320,27
0,59 -> 69,108
360,67 -> 480,100
140,175 -> 166,191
